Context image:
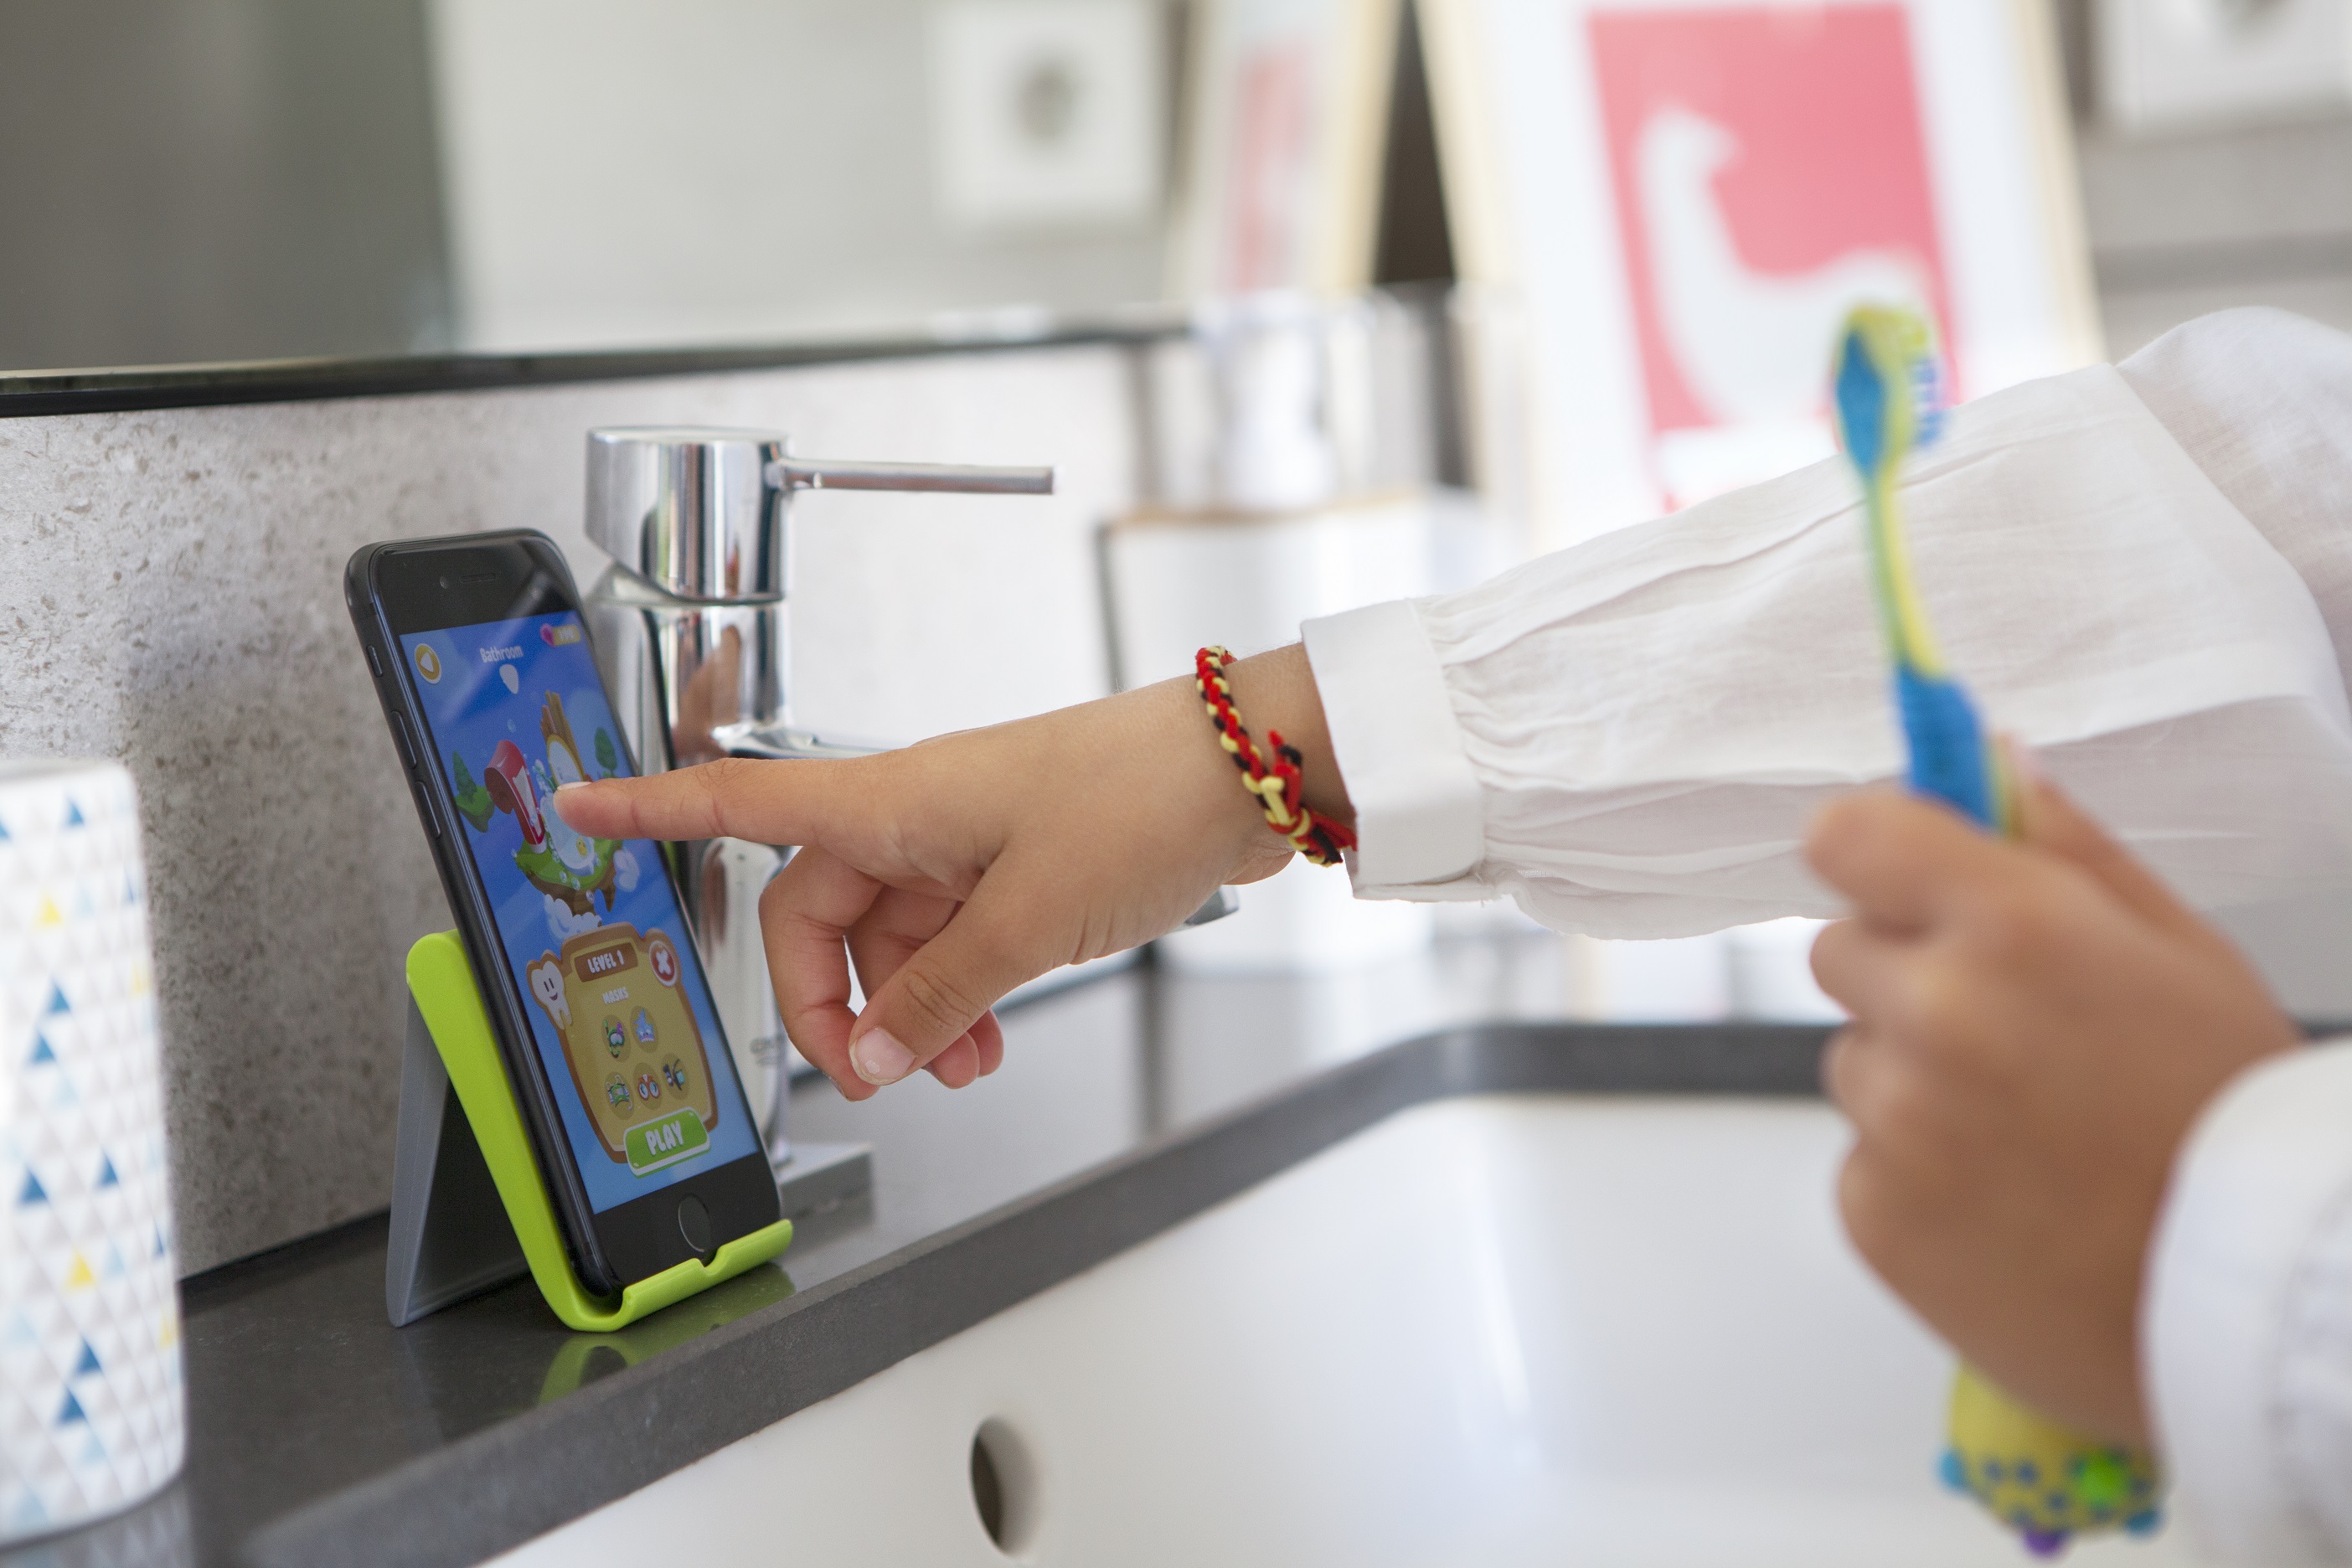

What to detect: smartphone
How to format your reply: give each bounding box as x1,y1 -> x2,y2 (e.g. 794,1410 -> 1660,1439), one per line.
346,530 -> 781,1297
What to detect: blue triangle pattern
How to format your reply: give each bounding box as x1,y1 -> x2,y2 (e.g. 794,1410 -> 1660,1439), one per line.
101,1245 -> 124,1279
44,983 -> 68,1016
71,1341 -> 99,1377
152,1225 -> 167,1258
28,1034 -> 54,1065
54,1390 -> 85,1426
51,1077 -> 76,1109
18,1172 -> 45,1206
3,1312 -> 36,1349
12,1493 -> 44,1529
0,816 -> 11,840
79,1431 -> 105,1466
94,1155 -> 117,1189
62,800 -> 83,828
123,873 -> 137,905
74,886 -> 94,918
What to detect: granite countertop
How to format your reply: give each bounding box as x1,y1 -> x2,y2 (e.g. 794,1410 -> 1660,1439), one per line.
6,934 -> 1831,1568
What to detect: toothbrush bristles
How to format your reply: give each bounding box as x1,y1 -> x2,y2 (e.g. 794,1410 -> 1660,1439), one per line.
1911,356 -> 1945,448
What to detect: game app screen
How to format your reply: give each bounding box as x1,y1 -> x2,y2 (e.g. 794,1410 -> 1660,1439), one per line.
400,612 -> 760,1211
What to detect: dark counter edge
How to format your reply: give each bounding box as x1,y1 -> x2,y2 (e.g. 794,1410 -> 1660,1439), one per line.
241,1021 -> 1832,1568
0,314 -> 1183,421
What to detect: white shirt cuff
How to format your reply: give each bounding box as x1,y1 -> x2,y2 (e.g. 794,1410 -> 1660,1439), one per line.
2145,1040 -> 2352,1565
1300,598 -> 1487,897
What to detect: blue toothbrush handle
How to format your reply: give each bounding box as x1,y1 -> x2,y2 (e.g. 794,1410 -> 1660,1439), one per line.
1894,668 -> 2000,832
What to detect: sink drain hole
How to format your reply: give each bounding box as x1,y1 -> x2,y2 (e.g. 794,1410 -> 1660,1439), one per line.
970,1431 -> 1006,1547
969,1417 -> 1037,1555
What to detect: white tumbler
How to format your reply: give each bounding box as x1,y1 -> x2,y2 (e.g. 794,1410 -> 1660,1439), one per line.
0,761 -> 183,1540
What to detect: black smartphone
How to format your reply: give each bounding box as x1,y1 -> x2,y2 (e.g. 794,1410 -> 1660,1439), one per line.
346,530 -> 781,1298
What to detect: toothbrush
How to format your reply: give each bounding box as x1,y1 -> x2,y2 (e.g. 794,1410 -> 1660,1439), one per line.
1832,305 -> 2010,834
1830,305 -> 2162,1556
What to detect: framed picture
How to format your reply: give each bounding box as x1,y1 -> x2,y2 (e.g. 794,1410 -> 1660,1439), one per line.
1421,0 -> 2100,547
1168,0 -> 1404,297
2097,0 -> 2352,132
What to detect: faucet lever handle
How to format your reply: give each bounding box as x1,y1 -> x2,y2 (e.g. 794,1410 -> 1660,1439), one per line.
768,457 -> 1055,496
585,426 -> 1055,602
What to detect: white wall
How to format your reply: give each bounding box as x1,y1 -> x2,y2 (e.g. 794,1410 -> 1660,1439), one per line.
427,0 -> 1171,351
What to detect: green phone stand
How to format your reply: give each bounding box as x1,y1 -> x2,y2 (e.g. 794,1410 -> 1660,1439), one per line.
384,930 -> 794,1331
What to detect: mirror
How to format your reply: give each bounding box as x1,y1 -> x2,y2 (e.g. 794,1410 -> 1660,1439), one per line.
0,0 -> 1450,374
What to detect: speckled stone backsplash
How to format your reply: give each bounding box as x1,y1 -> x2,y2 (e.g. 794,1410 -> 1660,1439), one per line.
0,346 -> 1136,1271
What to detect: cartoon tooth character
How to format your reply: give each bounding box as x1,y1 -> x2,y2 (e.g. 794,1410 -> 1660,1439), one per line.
526,958 -> 570,1031
543,694 -> 587,787
540,694 -> 606,878
478,694 -> 619,917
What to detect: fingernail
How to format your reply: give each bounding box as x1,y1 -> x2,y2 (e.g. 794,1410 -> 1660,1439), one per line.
550,781 -> 594,824
851,1027 -> 916,1086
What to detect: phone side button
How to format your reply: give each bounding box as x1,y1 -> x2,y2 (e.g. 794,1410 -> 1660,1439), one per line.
366,642 -> 384,678
389,714 -> 419,770
415,778 -> 441,838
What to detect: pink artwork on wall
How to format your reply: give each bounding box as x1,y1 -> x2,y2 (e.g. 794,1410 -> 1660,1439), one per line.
1586,5 -> 1954,503
1221,42 -> 1317,291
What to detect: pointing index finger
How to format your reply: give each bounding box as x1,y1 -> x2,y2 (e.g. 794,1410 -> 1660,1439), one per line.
552,757 -> 849,844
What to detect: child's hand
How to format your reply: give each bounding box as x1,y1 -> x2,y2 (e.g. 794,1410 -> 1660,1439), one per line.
1804,756 -> 2298,1443
553,647 -> 1333,1100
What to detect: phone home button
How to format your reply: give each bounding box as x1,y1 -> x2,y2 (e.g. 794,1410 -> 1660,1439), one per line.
675,1194 -> 713,1258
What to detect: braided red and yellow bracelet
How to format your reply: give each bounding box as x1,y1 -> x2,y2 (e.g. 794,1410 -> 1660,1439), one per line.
1194,646 -> 1357,868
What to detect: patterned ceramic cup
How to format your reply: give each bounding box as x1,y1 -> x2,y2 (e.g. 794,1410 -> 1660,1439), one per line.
0,761 -> 183,1540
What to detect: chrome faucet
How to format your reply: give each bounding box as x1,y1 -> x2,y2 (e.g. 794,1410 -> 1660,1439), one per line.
581,428 -> 1056,1169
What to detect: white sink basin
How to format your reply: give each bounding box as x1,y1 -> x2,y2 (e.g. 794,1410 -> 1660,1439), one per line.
494,1096 -> 2207,1565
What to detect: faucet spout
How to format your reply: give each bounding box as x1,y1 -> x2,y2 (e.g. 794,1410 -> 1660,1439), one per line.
582,426 -> 1060,1178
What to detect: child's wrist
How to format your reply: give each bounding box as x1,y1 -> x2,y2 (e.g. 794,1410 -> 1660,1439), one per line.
1216,644 -> 1354,833
1128,677 -> 1271,861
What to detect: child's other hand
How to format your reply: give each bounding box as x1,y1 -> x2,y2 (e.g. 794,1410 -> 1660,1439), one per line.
1804,752 -> 2298,1444
552,649 -> 1329,1101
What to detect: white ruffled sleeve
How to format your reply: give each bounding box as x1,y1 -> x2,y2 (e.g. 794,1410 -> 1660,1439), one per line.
2119,308 -> 2352,686
1303,317 -> 2352,936
2145,1042 -> 2352,1565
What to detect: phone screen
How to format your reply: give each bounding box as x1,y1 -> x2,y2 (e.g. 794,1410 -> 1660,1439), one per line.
398,610 -> 761,1213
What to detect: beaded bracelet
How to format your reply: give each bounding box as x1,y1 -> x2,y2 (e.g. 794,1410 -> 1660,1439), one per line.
1194,646 -> 1357,868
